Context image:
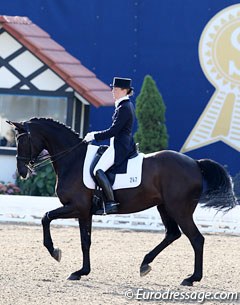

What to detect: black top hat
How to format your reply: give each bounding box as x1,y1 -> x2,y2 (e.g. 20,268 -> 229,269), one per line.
110,77 -> 133,89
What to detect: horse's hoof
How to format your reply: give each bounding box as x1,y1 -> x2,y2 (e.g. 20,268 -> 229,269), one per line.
181,279 -> 193,286
140,264 -> 152,277
67,273 -> 81,281
52,248 -> 62,262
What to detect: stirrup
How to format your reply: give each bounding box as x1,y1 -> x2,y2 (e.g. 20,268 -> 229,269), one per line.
105,201 -> 119,214
95,201 -> 119,216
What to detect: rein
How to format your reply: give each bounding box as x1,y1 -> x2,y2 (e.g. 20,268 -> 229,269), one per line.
33,141 -> 84,170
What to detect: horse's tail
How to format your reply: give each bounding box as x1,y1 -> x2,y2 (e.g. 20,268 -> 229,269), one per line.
197,159 -> 238,211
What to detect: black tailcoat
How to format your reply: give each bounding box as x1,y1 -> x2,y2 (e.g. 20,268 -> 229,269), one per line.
94,99 -> 136,165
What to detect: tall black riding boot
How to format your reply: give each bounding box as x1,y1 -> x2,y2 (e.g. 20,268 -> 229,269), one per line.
95,169 -> 119,215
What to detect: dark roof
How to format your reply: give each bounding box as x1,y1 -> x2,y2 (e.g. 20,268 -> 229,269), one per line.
0,15 -> 113,107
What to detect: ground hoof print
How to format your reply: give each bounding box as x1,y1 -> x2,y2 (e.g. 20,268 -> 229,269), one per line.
181,279 -> 193,286
52,248 -> 62,262
140,264 -> 152,277
67,273 -> 81,281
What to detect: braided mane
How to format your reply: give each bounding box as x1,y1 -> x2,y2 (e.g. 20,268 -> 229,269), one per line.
29,117 -> 82,140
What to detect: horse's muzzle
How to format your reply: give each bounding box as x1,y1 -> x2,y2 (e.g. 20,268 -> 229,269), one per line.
17,160 -> 30,179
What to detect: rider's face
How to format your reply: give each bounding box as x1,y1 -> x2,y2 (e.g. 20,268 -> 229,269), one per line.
112,87 -> 128,101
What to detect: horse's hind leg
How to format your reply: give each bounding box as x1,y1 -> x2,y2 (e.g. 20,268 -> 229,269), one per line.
177,217 -> 204,286
140,205 -> 181,276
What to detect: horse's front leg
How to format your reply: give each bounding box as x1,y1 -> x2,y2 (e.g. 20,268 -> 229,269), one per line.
67,217 -> 92,280
41,205 -> 77,261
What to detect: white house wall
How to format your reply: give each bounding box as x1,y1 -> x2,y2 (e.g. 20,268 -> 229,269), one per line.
0,154 -> 16,183
0,31 -> 21,59
30,69 -> 65,91
9,50 -> 44,77
0,67 -> 19,88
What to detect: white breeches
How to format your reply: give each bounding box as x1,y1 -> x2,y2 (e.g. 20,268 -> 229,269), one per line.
93,145 -> 115,175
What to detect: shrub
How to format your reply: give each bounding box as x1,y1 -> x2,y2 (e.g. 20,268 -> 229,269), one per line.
16,163 -> 56,196
134,75 -> 168,153
0,181 -> 21,195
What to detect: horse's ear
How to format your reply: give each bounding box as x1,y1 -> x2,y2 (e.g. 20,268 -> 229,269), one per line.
6,121 -> 26,132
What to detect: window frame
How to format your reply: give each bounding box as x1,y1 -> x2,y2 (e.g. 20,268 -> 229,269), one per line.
0,89 -> 75,155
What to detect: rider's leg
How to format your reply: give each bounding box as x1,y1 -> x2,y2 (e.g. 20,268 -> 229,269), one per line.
93,146 -> 119,214
93,145 -> 115,176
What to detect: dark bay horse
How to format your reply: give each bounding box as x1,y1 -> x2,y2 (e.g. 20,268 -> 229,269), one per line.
8,118 -> 238,286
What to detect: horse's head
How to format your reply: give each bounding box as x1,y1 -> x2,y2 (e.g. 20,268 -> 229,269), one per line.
7,120 -> 45,178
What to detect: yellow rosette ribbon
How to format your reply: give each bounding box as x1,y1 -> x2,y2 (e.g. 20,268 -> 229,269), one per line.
181,4 -> 240,153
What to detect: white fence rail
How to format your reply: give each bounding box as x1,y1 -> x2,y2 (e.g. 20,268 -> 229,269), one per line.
0,195 -> 240,235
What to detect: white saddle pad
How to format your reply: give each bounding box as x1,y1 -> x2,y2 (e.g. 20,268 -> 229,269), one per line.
83,144 -> 144,190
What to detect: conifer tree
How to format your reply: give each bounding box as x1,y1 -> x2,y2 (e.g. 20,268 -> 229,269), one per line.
134,75 -> 168,153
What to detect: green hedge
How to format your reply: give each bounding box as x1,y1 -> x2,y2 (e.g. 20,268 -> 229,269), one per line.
16,164 -> 56,196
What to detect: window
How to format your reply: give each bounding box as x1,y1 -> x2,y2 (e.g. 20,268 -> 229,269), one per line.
0,94 -> 67,148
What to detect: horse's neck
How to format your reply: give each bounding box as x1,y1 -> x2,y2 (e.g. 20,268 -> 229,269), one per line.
36,123 -> 74,152
44,131 -> 77,155
38,125 -> 86,173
